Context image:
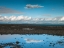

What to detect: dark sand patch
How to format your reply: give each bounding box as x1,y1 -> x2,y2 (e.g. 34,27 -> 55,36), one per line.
0,24 -> 64,36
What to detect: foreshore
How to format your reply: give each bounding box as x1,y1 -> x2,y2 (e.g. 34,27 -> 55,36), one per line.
0,24 -> 64,36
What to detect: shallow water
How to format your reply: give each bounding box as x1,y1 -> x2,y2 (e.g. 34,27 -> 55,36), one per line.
0,34 -> 64,48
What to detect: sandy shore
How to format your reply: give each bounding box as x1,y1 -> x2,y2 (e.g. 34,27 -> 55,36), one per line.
0,24 -> 64,36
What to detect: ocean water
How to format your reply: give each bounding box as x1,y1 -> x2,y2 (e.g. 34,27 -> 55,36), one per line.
0,34 -> 64,48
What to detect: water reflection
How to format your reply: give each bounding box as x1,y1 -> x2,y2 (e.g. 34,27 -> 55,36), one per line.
0,34 -> 64,48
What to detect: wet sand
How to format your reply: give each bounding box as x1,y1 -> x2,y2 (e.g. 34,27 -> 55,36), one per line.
0,24 -> 64,36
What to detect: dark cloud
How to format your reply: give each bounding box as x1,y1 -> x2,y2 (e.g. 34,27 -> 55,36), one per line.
25,4 -> 44,9
0,6 -> 22,14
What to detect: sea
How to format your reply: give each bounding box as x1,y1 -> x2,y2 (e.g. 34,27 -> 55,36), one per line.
0,34 -> 64,48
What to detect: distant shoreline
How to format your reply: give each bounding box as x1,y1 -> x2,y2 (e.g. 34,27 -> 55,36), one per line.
0,24 -> 64,36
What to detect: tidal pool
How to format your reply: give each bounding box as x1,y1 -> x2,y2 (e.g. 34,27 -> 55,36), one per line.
0,34 -> 64,48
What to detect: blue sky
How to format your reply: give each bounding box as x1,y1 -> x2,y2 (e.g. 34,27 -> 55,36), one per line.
0,0 -> 64,24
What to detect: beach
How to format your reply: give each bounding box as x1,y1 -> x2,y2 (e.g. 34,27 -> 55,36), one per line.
0,24 -> 64,36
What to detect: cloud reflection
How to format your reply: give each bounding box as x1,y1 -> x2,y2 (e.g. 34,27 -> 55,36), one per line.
24,38 -> 43,43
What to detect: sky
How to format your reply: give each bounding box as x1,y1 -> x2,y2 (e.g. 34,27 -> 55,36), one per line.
0,0 -> 64,24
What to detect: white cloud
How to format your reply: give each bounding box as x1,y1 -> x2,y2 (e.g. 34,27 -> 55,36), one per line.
25,4 -> 44,9
59,17 -> 64,21
44,18 -> 53,21
24,38 -> 43,43
0,15 -> 32,21
0,16 -> 4,21
9,16 -> 17,21
16,15 -> 32,21
0,6 -> 22,14
0,15 -> 64,24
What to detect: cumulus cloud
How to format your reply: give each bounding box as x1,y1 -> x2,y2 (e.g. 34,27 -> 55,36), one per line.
0,6 -> 22,14
24,38 -> 43,43
0,15 -> 64,24
59,17 -> 64,21
0,15 -> 32,21
25,4 -> 44,9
